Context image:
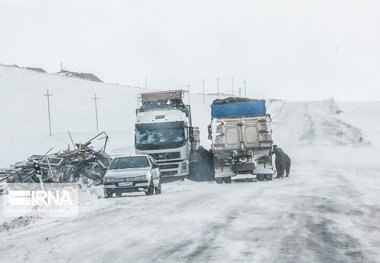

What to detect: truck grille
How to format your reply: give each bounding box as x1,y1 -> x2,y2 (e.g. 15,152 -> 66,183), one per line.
150,152 -> 180,160
161,170 -> 178,176
159,164 -> 179,170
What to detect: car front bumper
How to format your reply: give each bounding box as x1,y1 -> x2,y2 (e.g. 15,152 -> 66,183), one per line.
104,180 -> 149,189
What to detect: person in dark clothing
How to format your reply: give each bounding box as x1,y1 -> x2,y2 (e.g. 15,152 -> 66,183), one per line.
272,145 -> 291,178
284,153 -> 291,177
273,146 -> 285,178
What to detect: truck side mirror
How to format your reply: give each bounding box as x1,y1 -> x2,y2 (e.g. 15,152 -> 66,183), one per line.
208,124 -> 212,140
189,127 -> 195,143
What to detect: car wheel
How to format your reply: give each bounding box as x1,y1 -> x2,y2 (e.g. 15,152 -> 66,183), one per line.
265,174 -> 273,181
155,179 -> 162,195
104,189 -> 113,198
257,174 -> 265,181
145,178 -> 154,196
223,177 -> 232,184
116,191 -> 122,197
215,178 -> 223,184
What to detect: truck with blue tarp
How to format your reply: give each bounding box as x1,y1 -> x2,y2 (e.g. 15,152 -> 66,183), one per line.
208,97 -> 274,183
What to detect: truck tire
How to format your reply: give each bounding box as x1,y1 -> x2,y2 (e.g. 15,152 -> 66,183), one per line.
265,174 -> 273,181
215,178 -> 223,184
223,177 -> 232,184
145,179 -> 154,196
257,174 -> 265,181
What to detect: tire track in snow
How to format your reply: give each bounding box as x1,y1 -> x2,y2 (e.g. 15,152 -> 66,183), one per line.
271,167 -> 373,263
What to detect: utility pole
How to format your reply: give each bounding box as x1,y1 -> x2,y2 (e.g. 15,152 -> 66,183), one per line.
232,77 -> 234,96
243,80 -> 247,97
187,83 -> 191,105
92,94 -> 100,132
43,89 -> 53,136
239,87 -> 242,97
145,76 -> 148,90
202,79 -> 205,103
217,77 -> 220,99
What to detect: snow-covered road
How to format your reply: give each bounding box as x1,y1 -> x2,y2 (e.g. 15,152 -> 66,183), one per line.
1,149 -> 379,262
2,98 -> 380,262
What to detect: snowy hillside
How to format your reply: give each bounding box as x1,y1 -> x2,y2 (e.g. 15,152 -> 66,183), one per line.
0,65 -> 218,168
0,65 -> 374,168
1,65 -> 380,262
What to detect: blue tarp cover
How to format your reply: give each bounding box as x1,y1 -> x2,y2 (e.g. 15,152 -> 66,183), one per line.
211,100 -> 266,118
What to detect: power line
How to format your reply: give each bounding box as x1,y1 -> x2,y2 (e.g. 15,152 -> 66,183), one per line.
43,89 -> 53,136
217,77 -> 220,99
187,83 -> 191,105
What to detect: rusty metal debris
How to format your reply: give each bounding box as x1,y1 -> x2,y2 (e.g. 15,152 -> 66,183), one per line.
0,132 -> 112,187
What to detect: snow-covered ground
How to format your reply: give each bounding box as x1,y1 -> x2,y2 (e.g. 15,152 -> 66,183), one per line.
1,65 -> 380,262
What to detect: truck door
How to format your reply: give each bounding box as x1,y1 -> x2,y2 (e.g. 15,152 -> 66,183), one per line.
224,122 -> 241,150
243,122 -> 259,148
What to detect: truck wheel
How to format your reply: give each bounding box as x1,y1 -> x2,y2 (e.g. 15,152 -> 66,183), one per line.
265,174 -> 273,181
145,179 -> 154,196
155,179 -> 162,195
215,178 -> 223,184
257,174 -> 265,181
223,177 -> 232,184
104,189 -> 113,198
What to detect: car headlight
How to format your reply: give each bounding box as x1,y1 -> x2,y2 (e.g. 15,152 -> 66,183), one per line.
135,175 -> 147,180
104,177 -> 120,182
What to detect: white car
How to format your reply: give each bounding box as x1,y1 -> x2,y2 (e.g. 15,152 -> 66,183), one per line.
103,155 -> 161,197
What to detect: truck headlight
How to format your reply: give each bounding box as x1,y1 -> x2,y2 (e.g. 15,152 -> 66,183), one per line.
181,163 -> 187,172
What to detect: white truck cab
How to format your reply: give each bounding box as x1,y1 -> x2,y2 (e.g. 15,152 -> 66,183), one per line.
135,90 -> 199,179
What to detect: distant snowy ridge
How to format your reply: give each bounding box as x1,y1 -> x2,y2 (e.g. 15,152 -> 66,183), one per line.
1,63 -> 103,83
1,64 -> 46,73
57,70 -> 103,83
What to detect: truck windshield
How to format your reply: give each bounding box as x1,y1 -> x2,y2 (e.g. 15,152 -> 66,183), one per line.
135,127 -> 185,150
109,156 -> 149,169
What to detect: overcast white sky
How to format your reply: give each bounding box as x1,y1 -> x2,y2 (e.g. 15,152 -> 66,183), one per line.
1,0 -> 379,100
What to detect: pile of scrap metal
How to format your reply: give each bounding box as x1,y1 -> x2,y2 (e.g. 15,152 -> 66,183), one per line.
0,132 -> 112,187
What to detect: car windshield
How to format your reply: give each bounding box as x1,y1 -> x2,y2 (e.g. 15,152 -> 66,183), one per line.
109,156 -> 149,169
135,127 -> 185,149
